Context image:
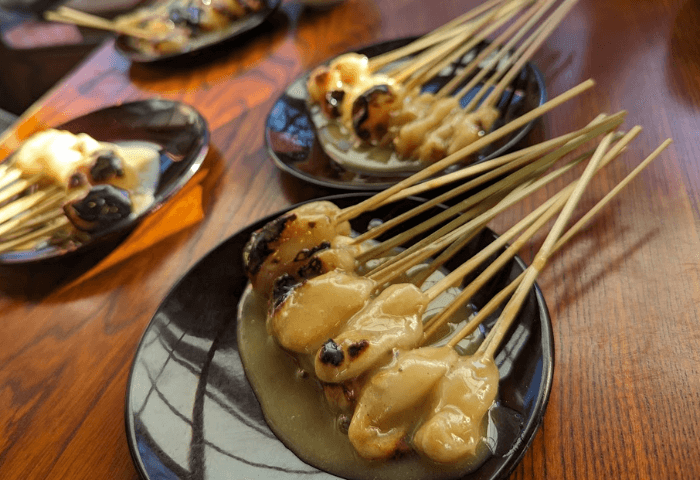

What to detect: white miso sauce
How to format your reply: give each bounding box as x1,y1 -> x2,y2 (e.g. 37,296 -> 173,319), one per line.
237,262 -> 509,480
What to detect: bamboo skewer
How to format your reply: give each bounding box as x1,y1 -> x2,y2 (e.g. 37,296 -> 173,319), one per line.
471,138 -> 671,356
0,187 -> 82,239
402,0 -> 528,93
402,179 -> 559,290
369,129 -> 611,307
365,138 -> 608,290
367,175 -> 545,288
423,126 -> 642,340
442,0 -> 559,103
478,0 -> 579,111
379,112 -> 618,204
477,131 -> 614,359
44,6 -> 159,41
0,175 -> 41,206
0,166 -> 22,191
463,10 -> 551,112
462,3 -> 556,112
435,0 -> 554,100
392,21 -> 488,86
422,181 -> 573,306
366,195 -> 507,286
368,0 -> 511,71
553,139 -> 671,251
0,216 -> 70,254
369,24 -> 474,73
359,178 -> 525,268
427,0 -> 511,38
0,187 -> 60,226
408,181 -> 563,289
0,203 -> 62,239
446,140 -> 670,350
361,114 -> 623,272
363,113 -> 624,243
424,188 -> 572,341
354,117 -> 621,260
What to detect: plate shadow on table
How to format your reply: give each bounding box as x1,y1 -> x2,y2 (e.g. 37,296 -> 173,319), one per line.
278,168 -> 335,204
537,221 -> 660,321
0,232 -> 132,299
293,0 -> 382,52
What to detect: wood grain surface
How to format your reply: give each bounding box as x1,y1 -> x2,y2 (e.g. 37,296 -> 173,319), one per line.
0,0 -> 699,478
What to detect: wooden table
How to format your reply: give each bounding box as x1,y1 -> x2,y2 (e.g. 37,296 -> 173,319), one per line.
1,0 -> 698,478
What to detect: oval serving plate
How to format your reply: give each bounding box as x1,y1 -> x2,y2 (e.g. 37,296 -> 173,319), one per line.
265,38 -> 547,191
125,193 -> 554,480
114,0 -> 282,63
0,99 -> 209,265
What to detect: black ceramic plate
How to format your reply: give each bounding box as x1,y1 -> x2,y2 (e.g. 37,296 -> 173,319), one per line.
114,0 -> 281,63
265,38 -> 547,191
125,193 -> 554,480
0,99 -> 209,264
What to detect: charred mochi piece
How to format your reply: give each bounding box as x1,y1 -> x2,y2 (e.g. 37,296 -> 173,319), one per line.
324,90 -> 345,118
88,150 -> 125,184
271,273 -> 300,311
351,84 -> 398,145
242,212 -> 295,277
169,6 -> 203,28
64,184 -> 132,233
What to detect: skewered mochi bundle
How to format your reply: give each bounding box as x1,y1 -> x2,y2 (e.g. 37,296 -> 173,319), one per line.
242,33 -> 671,470
0,129 -> 159,253
238,95 -> 672,474
115,0 -> 263,55
306,48 -> 511,164
305,0 -> 580,167
12,129 -> 135,230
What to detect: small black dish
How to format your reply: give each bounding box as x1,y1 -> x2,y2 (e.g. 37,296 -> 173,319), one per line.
0,99 -> 209,265
124,193 -> 554,480
114,0 -> 282,64
265,38 -> 547,191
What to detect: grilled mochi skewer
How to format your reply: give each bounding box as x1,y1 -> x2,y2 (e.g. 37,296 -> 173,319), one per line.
254,113 -> 626,360
111,0 -> 264,55
249,109 -> 624,314
0,129 -> 158,254
305,0 -> 520,131
307,0 -> 578,165
311,161 -> 582,386
392,0 -> 580,162
259,112 -> 625,348
263,168 -> 534,356
242,79 -> 598,295
329,126 -> 655,382
307,0 -> 522,146
345,136 -> 671,464
275,124 -> 620,382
